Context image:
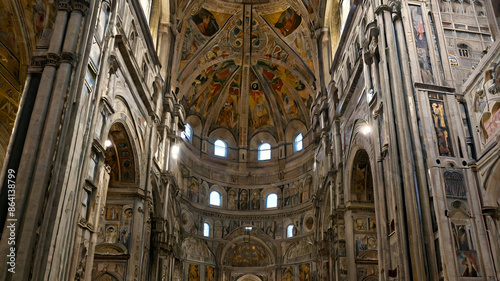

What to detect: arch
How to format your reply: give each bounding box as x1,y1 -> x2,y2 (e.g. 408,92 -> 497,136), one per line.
349,149 -> 374,202
484,157 -> 500,206
236,274 -> 262,281
249,131 -> 278,161
208,127 -> 237,160
285,119 -> 307,155
185,115 -> 203,136
95,243 -> 128,255
104,121 -> 140,184
95,272 -> 122,281
209,185 -> 226,208
221,235 -> 275,267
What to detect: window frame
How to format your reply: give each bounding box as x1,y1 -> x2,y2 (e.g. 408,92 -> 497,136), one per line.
203,222 -> 210,237
266,193 -> 278,208
210,190 -> 221,206
183,124 -> 193,143
287,224 -> 294,238
258,143 -> 271,161
214,139 -> 227,158
294,133 -> 303,152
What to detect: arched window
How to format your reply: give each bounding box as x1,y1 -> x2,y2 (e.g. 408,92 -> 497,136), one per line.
258,143 -> 271,161
203,222 -> 210,237
266,193 -> 278,208
183,124 -> 193,143
210,191 -> 221,206
287,224 -> 294,238
214,139 -> 227,157
458,43 -> 470,57
294,133 -> 303,152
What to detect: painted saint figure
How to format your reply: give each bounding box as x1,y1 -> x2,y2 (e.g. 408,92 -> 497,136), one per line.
192,8 -> 219,37
274,8 -> 302,36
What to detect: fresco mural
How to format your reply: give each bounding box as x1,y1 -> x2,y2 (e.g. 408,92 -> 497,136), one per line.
178,3 -> 316,151
254,60 -> 311,122
191,8 -> 219,37
183,61 -> 237,117
429,93 -> 454,156
225,242 -> 269,267
270,8 -> 302,37
283,266 -> 293,281
452,222 -> 481,277
188,264 -> 199,281
215,74 -> 240,132
248,72 -> 273,131
410,5 -> 434,84
299,263 -> 311,281
481,102 -> 500,140
239,189 -> 249,210
206,266 -> 214,281
260,8 -> 315,73
179,8 -> 234,73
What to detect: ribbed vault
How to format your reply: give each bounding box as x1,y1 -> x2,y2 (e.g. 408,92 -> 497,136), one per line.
173,0 -> 321,145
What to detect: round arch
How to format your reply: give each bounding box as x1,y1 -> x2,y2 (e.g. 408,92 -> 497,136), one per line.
220,235 -> 275,267
236,274 -> 262,281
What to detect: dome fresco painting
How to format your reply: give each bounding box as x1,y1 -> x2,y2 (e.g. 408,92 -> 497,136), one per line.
175,1 -> 316,145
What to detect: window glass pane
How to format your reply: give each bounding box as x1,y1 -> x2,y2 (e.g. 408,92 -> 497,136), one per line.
210,191 -> 221,206
294,133 -> 303,152
183,124 -> 193,142
258,143 -> 271,160
266,193 -> 278,208
214,140 -> 226,157
287,224 -> 294,238
203,223 -> 210,237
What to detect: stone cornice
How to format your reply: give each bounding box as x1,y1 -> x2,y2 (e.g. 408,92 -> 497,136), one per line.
180,197 -> 314,220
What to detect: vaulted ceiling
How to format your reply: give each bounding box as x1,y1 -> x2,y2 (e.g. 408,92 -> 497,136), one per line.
173,0 -> 327,144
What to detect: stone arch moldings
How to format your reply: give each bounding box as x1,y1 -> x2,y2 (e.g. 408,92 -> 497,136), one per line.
344,121 -> 376,203
236,274 -> 263,281
103,117 -> 142,185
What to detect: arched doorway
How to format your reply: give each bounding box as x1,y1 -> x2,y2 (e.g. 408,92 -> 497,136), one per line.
347,149 -> 379,280
92,122 -> 141,280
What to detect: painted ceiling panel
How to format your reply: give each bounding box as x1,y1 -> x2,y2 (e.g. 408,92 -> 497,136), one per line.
214,73 -> 241,135
248,70 -> 277,134
175,0 -> 319,144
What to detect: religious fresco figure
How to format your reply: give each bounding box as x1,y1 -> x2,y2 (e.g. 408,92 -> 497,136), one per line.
429,99 -> 454,156
228,189 -> 237,210
191,8 -> 219,37
189,264 -> 200,281
240,190 -> 249,210
299,263 -> 311,281
274,8 -> 302,37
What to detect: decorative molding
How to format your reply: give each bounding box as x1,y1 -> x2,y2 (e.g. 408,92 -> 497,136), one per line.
73,0 -> 90,15
60,52 -> 77,65
57,0 -> 72,11
414,82 -> 456,94
46,53 -> 60,66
